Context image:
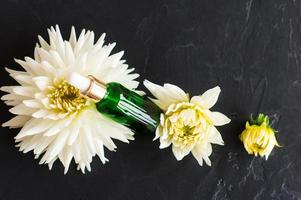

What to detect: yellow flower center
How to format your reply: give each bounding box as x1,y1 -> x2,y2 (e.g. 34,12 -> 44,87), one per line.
47,79 -> 89,114
164,103 -> 209,148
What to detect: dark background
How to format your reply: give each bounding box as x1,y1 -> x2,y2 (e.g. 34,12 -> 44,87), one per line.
0,0 -> 300,199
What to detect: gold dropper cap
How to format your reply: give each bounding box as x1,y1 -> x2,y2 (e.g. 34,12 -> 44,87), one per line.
83,75 -> 107,101
68,72 -> 107,102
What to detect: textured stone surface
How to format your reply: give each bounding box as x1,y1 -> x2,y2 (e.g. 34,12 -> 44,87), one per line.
0,0 -> 300,199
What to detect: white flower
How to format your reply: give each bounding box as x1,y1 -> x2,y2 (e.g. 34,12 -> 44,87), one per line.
1,25 -> 140,173
144,80 -> 231,166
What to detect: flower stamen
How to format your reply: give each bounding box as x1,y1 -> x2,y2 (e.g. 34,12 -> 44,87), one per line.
47,79 -> 89,114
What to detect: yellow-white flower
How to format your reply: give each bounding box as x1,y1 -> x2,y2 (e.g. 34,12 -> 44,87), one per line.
144,81 -> 231,166
1,25 -> 140,173
239,113 -> 280,160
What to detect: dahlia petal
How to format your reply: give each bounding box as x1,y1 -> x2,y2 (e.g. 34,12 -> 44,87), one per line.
1,93 -> 24,101
72,142 -> 81,164
205,111 -> 231,126
12,86 -> 36,98
4,100 -> 21,106
191,86 -> 221,109
33,135 -> 55,155
80,31 -> 94,52
64,41 -> 75,65
82,125 -> 96,155
34,45 -> 41,62
143,80 -> 188,110
69,26 -> 77,48
16,118 -> 54,139
67,120 -> 81,145
159,137 -> 171,149
2,115 -> 31,128
54,25 -> 65,54
86,162 -> 91,172
9,103 -> 37,115
22,135 -> 40,153
73,52 -> 88,72
208,126 -> 224,145
37,48 -> 53,63
43,115 -> 75,136
164,83 -> 188,102
203,155 -> 212,166
49,50 -> 66,68
38,35 -> 50,50
32,109 -> 49,118
41,61 -> 56,75
154,126 -> 162,141
192,142 -> 212,166
14,59 -> 34,74
48,158 -> 57,170
95,33 -> 106,49
73,29 -> 87,55
46,129 -> 69,162
97,115 -> 133,143
23,99 -> 41,108
5,67 -> 24,75
106,51 -> 124,68
24,57 -> 43,75
47,27 -> 57,49
12,74 -> 34,85
192,150 -> 203,165
63,148 -> 73,174
94,124 -> 117,151
95,140 -> 107,164
0,86 -> 14,93
172,145 -> 192,161
32,76 -> 51,90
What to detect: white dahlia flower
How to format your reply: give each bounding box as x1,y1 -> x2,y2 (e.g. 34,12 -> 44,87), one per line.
144,81 -> 231,166
1,25 -> 140,173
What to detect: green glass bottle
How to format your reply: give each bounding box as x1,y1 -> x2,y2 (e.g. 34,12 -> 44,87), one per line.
96,82 -> 161,133
68,72 -> 162,133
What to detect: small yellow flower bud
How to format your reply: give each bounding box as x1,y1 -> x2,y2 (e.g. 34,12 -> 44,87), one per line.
239,113 -> 280,160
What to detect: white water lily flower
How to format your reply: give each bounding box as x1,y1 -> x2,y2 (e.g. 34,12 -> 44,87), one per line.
1,25 -> 140,173
144,80 -> 231,166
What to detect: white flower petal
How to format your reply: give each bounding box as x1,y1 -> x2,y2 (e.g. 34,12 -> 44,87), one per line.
192,142 -> 212,166
38,35 -> 50,50
32,109 -> 49,118
1,93 -> 23,101
2,116 -> 31,128
208,126 -> 224,145
172,145 -> 192,161
33,135 -> 55,155
143,80 -> 189,110
164,83 -> 188,101
43,115 -> 75,136
62,148 -> 73,174
67,120 -> 81,146
12,86 -> 36,98
32,76 -> 51,90
191,86 -> 221,109
205,110 -> 231,126
44,129 -> 69,162
16,118 -> 54,139
154,126 -> 162,141
23,99 -> 42,108
9,103 -> 36,115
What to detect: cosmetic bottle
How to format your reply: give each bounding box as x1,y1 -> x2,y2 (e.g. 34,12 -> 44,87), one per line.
68,72 -> 162,133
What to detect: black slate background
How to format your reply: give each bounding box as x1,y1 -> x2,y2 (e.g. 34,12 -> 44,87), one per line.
0,0 -> 300,199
